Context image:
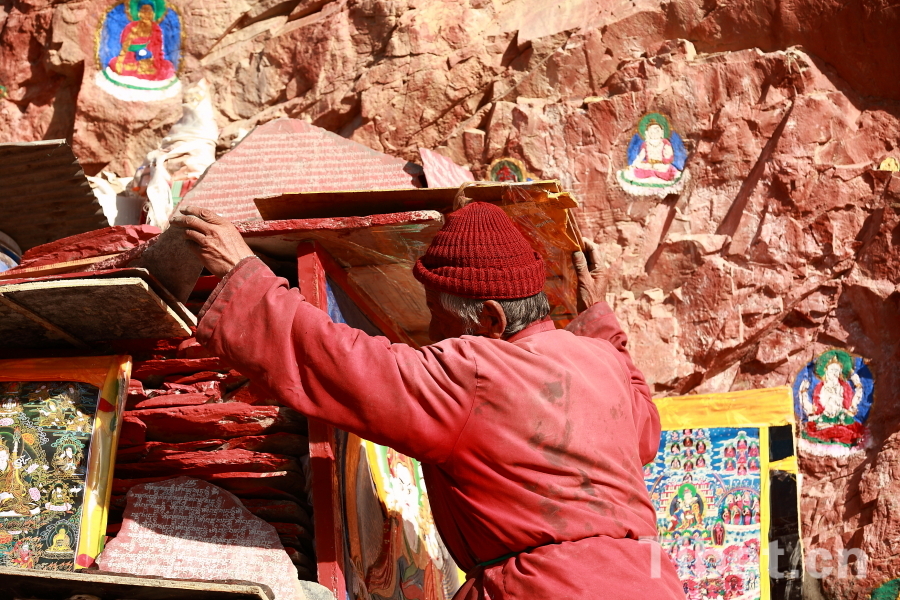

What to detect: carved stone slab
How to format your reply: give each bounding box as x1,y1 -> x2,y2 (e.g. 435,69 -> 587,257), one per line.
182,119 -> 424,221
418,148 -> 474,188
98,477 -> 298,600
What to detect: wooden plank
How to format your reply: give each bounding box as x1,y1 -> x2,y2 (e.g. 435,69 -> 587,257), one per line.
254,180 -> 569,220
0,293 -> 90,349
241,193 -> 583,348
0,566 -> 272,599
0,278 -> 192,348
0,268 -> 197,330
342,264 -> 426,347
0,299 -> 78,349
0,254 -> 118,281
314,247 -> 419,347
239,213 -> 444,267
297,243 -> 328,310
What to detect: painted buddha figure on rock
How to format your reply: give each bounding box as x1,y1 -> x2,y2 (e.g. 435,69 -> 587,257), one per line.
97,0 -> 181,99
617,112 -> 690,198
798,350 -> 868,449
108,2 -> 175,81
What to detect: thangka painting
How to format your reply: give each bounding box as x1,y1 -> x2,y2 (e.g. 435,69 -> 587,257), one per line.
645,427 -> 765,599
792,349 -> 874,458
616,112 -> 690,197
346,436 -> 460,600
649,386 -> 798,600
343,436 -> 461,600
0,357 -> 130,571
96,0 -> 182,101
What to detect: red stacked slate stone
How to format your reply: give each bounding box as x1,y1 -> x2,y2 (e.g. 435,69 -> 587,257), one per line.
13,225 -> 161,271
111,344 -> 316,581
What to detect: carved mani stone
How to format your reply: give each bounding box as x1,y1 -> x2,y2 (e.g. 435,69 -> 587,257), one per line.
98,476 -> 298,600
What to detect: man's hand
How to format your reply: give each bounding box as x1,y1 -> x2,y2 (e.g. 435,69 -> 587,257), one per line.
573,239 -> 608,314
169,206 -> 255,278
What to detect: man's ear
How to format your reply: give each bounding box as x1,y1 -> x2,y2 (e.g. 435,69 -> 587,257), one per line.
480,301 -> 507,339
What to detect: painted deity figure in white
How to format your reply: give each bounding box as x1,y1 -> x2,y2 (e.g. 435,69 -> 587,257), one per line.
617,112 -> 689,197
630,122 -> 676,180
796,349 -> 870,450
385,451 -> 423,551
799,356 -> 862,422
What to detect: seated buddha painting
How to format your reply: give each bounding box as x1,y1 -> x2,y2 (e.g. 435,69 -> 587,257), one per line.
793,349 -> 875,459
616,112 -> 690,198
96,0 -> 182,101
0,382 -> 95,571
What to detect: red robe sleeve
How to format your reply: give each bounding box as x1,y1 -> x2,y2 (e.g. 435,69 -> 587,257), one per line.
196,257 -> 477,464
565,301 -> 661,465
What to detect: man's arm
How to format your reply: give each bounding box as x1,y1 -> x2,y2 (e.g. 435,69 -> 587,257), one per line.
172,208 -> 476,464
196,257 -> 476,463
569,242 -> 660,465
565,303 -> 660,464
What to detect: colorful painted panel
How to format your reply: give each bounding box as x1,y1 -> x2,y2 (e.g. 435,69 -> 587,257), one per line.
645,427 -> 766,599
0,357 -> 129,571
96,0 -> 182,101
487,158 -> 530,182
0,382 -> 96,570
617,112 -> 690,197
793,349 -> 874,458
342,435 -> 460,600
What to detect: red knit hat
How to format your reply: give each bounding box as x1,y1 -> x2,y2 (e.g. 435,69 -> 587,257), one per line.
413,202 -> 545,299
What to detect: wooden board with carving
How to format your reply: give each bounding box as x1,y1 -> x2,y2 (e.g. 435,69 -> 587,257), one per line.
0,278 -> 193,350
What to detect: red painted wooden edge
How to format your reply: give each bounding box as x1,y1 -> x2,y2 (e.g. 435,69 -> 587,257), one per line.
236,211 -> 441,236
297,242 -> 347,600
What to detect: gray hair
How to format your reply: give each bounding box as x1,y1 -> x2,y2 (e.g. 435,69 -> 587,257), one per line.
439,291 -> 551,337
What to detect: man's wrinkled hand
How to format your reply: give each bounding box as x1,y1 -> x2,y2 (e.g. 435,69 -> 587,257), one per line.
573,239 -> 608,314
169,206 -> 255,278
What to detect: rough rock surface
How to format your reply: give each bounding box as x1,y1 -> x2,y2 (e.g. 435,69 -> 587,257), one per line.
2,0 -> 897,174
2,0 -> 900,597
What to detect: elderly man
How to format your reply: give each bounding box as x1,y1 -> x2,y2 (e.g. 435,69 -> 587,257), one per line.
172,202 -> 684,600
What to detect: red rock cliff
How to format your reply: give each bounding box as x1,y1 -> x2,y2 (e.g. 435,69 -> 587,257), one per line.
1,1 -> 899,597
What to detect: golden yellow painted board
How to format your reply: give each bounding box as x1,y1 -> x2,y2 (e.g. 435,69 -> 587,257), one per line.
0,356 -> 130,570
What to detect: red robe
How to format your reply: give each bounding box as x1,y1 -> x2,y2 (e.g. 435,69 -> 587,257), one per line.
197,257 -> 684,600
